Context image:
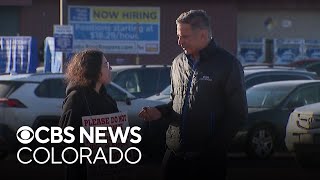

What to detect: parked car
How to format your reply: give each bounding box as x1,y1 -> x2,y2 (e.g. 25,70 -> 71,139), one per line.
147,85 -> 171,103
111,65 -> 171,98
147,66 -> 319,102
0,73 -> 166,159
288,59 -> 320,76
232,80 -> 320,159
305,61 -> 320,76
243,65 -> 319,89
287,58 -> 320,68
285,102 -> 320,168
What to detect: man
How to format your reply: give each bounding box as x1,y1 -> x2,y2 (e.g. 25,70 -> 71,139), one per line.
139,9 -> 248,180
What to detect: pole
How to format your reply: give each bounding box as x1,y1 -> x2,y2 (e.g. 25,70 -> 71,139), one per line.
60,0 -> 63,25
60,0 -> 68,25
135,23 -> 140,65
60,0 -> 66,72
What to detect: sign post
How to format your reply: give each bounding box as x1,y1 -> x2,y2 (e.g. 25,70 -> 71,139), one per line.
53,25 -> 73,72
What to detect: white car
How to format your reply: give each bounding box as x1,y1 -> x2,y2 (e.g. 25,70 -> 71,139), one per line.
111,65 -> 171,98
0,73 -> 165,159
146,85 -> 171,103
285,102 -> 320,167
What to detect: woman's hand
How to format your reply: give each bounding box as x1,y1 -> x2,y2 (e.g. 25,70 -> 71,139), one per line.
138,107 -> 162,121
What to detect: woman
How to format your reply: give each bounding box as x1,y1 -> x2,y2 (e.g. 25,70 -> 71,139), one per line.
59,49 -> 119,180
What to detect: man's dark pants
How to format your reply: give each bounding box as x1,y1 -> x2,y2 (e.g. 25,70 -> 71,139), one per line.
161,149 -> 227,180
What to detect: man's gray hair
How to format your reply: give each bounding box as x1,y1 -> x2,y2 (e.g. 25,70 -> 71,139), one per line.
176,9 -> 212,38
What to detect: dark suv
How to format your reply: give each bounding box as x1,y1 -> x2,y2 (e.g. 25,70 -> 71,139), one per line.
148,65 -> 319,101
112,65 -> 171,98
244,65 -> 319,89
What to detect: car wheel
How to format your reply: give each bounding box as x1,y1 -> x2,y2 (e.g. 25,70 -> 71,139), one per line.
0,136 -> 9,160
246,125 -> 275,159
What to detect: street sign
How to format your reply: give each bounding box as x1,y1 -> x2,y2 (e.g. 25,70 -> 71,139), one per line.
53,25 -> 73,52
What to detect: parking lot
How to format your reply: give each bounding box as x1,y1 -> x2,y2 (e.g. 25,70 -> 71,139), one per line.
1,152 -> 319,180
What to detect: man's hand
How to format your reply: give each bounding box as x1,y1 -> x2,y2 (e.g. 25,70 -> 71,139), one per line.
138,107 -> 162,121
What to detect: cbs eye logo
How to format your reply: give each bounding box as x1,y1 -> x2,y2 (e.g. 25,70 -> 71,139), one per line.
16,126 -> 34,144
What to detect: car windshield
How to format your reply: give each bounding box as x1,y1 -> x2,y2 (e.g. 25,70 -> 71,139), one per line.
111,71 -> 118,80
246,85 -> 294,108
160,85 -> 171,95
106,83 -> 136,101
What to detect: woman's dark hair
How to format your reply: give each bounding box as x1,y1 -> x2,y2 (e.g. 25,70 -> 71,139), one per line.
65,49 -> 104,88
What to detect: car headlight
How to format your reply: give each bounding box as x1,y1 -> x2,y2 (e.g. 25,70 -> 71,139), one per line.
296,113 -> 320,130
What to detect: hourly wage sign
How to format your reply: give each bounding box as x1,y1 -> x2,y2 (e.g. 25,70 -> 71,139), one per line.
69,6 -> 160,54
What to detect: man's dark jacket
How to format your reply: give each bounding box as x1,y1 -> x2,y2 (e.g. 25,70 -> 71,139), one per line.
157,40 -> 248,153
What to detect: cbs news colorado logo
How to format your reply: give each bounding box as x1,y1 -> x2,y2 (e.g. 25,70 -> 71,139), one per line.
16,126 -> 142,165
